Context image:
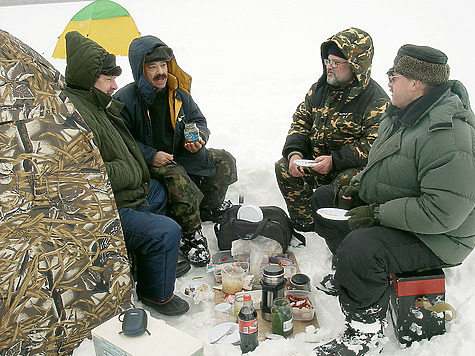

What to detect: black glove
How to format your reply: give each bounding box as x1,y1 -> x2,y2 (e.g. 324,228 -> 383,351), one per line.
345,203 -> 378,230
334,185 -> 362,210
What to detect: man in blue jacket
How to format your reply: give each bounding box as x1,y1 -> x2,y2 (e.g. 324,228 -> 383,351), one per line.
115,36 -> 237,267
63,31 -> 189,316
312,45 -> 475,355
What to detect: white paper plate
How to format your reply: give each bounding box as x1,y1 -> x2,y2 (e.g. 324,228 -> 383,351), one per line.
209,322 -> 240,344
317,208 -> 349,221
180,281 -> 211,299
237,204 -> 263,222
294,159 -> 321,167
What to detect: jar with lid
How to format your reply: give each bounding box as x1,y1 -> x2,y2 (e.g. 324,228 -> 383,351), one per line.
184,123 -> 199,143
271,297 -> 293,337
289,273 -> 311,291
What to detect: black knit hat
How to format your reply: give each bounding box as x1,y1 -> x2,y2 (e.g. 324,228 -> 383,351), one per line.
101,53 -> 122,76
389,44 -> 449,86
326,41 -> 346,59
144,45 -> 173,63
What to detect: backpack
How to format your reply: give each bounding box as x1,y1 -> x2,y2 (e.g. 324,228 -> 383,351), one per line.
213,205 -> 306,252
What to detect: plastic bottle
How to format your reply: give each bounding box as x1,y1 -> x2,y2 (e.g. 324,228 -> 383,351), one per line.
238,293 -> 258,353
184,123 -> 199,143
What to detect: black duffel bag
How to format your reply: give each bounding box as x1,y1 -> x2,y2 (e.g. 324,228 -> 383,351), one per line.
214,205 -> 306,252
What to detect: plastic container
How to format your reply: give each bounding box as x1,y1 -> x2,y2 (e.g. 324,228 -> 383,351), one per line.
216,262 -> 249,285
222,263 -> 247,294
215,303 -> 235,323
285,289 -> 316,321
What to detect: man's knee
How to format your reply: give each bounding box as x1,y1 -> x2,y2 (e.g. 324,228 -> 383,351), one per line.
209,149 -> 238,184
312,184 -> 336,210
275,157 -> 289,180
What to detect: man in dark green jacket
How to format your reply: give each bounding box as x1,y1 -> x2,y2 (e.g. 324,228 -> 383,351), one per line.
62,31 -> 189,316
312,45 -> 475,355
275,28 -> 389,232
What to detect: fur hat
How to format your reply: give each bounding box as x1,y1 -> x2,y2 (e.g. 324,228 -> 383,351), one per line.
101,53 -> 122,76
390,44 -> 449,86
144,45 -> 173,63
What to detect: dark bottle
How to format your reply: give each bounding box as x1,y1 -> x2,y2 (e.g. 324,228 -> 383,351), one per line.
238,293 -> 258,353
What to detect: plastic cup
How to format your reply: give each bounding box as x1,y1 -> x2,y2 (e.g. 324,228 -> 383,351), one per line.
222,263 -> 246,294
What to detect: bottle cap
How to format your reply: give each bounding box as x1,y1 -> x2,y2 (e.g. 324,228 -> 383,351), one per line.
243,294 -> 251,301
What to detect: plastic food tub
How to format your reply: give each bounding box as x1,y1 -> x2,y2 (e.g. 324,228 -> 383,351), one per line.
284,289 -> 316,321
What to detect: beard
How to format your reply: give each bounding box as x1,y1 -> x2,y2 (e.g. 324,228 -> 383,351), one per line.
326,72 -> 340,86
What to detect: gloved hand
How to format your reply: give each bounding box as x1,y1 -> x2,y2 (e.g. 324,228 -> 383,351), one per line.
345,203 -> 378,230
334,185 -> 362,210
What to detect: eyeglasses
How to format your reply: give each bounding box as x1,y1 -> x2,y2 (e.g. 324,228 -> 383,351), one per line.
324,58 -> 348,68
388,74 -> 403,83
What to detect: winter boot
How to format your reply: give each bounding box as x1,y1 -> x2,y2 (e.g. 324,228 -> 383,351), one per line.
314,320 -> 384,355
180,229 -> 211,267
200,200 -> 233,223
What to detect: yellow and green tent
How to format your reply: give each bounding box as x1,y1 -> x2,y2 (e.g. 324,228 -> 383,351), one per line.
52,0 -> 140,58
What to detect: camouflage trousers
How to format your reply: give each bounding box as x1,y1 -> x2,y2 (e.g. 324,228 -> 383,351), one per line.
151,148 -> 237,235
274,157 -> 360,227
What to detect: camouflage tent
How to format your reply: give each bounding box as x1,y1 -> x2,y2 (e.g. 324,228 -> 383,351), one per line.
0,29 -> 133,355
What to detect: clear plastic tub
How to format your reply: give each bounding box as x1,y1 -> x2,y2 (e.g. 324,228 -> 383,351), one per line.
284,289 -> 316,321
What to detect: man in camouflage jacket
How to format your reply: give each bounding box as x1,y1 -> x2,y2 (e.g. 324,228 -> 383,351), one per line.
275,27 -> 389,231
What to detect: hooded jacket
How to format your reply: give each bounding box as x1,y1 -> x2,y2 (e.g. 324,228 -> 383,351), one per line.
63,31 -> 150,209
283,28 -> 389,177
114,36 -> 215,177
356,80 -> 475,265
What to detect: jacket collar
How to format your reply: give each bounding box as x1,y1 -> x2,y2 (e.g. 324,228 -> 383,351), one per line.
389,82 -> 450,127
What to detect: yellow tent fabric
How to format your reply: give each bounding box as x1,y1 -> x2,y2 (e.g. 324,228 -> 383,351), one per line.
53,0 -> 140,58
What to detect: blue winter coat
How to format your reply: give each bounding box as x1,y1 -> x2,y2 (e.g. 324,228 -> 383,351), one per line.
114,36 -> 215,177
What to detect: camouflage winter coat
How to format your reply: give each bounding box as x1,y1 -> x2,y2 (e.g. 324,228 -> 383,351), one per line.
283,28 -> 389,174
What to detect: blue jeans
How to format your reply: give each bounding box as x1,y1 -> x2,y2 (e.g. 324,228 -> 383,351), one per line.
119,179 -> 181,302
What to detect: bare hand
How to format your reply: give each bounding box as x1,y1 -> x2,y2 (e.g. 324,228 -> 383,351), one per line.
152,151 -> 174,167
184,137 -> 205,153
289,154 -> 304,177
312,155 -> 333,174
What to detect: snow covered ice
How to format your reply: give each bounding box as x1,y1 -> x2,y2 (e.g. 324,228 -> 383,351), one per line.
2,0 -> 475,355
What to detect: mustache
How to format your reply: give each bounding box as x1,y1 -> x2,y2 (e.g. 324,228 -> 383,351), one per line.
153,73 -> 167,81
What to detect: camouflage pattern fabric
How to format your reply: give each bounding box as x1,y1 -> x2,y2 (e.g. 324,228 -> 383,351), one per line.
0,30 -> 132,355
276,28 -> 389,227
192,148 -> 237,210
150,163 -> 203,235
150,148 -> 237,235
275,157 -> 359,224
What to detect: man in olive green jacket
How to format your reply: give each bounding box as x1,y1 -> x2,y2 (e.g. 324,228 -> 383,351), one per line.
63,31 -> 189,316
312,45 -> 474,355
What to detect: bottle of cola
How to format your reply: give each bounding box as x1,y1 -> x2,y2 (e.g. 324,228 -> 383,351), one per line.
238,293 -> 259,353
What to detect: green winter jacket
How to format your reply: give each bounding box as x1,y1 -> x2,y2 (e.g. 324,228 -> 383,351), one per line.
283,27 -> 389,183
62,31 -> 150,209
356,80 -> 475,265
